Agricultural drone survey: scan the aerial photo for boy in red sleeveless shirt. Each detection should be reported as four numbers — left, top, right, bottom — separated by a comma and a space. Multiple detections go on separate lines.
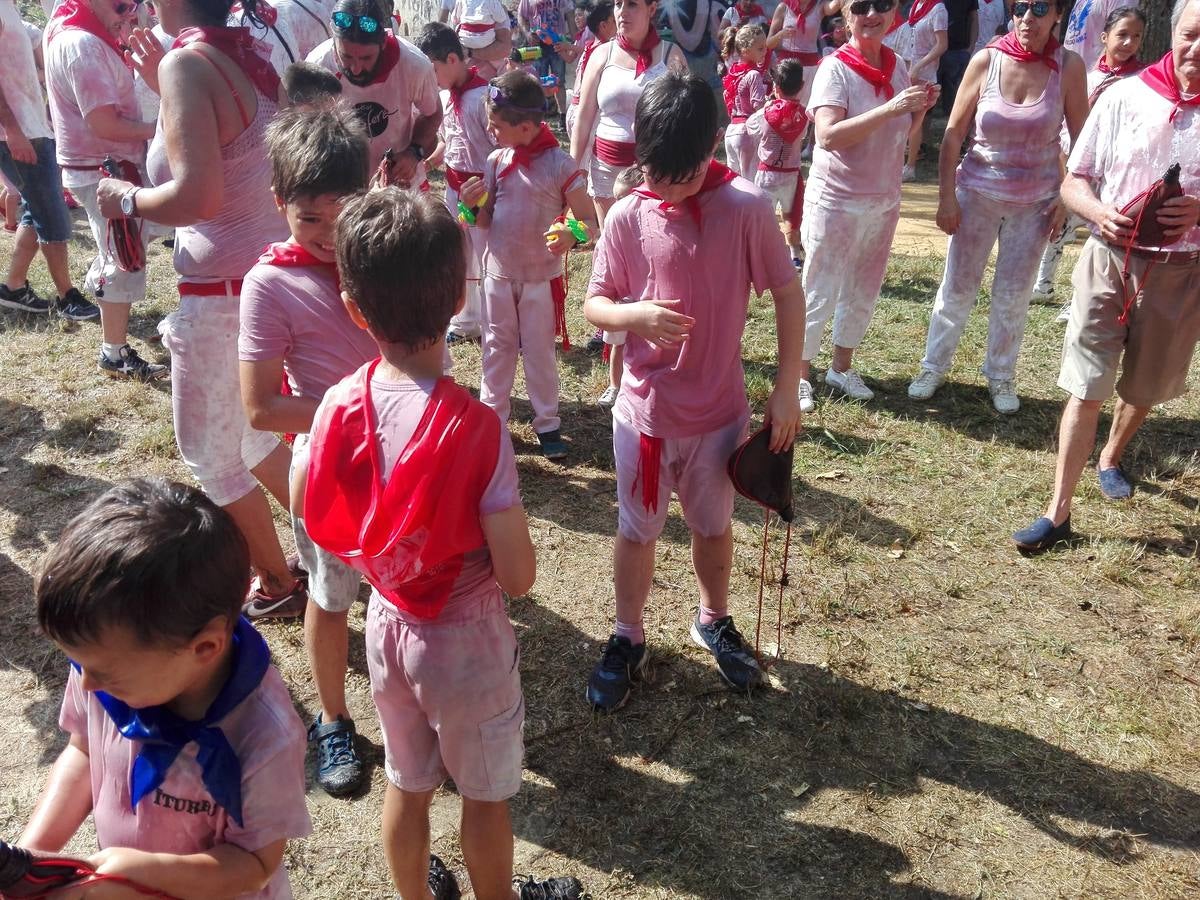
416, 22, 496, 343
583, 72, 805, 712
297, 188, 584, 900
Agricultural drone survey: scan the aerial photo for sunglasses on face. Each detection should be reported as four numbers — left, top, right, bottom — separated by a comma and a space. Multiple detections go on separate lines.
331, 11, 381, 33
1012, 1, 1052, 18
848, 0, 895, 14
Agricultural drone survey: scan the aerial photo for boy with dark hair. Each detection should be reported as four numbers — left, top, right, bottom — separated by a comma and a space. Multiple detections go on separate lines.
238, 102, 376, 798
282, 60, 344, 106
583, 71, 805, 712
23, 478, 311, 897
297, 186, 584, 900
416, 20, 496, 343
458, 69, 595, 459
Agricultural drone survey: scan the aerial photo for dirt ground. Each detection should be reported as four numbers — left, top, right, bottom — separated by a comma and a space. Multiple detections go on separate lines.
1, 164, 1199, 898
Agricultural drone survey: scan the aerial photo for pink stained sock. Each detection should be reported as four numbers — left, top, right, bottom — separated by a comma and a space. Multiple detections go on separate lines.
614, 619, 644, 646
698, 605, 727, 626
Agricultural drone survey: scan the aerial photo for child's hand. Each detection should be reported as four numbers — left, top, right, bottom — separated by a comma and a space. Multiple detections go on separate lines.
630, 298, 694, 346
764, 386, 802, 453
459, 177, 488, 209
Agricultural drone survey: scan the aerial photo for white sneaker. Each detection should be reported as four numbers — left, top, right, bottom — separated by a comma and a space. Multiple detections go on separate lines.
596, 384, 619, 407
1056, 302, 1071, 323
825, 367, 874, 400
797, 378, 815, 413
901, 165, 917, 183
1032, 284, 1055, 302
907, 369, 944, 400
989, 378, 1020, 414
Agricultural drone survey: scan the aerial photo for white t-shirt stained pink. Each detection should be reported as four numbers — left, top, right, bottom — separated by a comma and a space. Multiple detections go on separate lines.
588, 177, 797, 439
238, 260, 380, 400
1067, 75, 1200, 253
806, 54, 912, 208
482, 144, 585, 282
905, 3, 948, 83
58, 666, 311, 899
1063, 0, 1123, 71
439, 81, 494, 176
0, 0, 50, 143
44, 29, 146, 186
274, 0, 331, 60
450, 0, 508, 50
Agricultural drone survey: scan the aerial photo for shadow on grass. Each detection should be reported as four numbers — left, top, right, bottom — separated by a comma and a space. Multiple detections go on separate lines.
511, 601, 1200, 899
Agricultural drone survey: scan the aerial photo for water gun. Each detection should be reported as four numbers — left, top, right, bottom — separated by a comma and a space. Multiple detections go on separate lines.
513, 45, 543, 61
540, 73, 560, 94
534, 25, 566, 46
457, 192, 488, 225
544, 216, 589, 250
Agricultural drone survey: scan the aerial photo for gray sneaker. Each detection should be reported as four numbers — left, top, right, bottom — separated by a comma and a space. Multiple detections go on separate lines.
825, 367, 874, 401
0, 281, 51, 314
55, 288, 100, 322
98, 344, 169, 381
690, 614, 762, 691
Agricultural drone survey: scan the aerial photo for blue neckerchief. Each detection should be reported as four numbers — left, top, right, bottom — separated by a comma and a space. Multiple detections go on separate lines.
71, 617, 270, 827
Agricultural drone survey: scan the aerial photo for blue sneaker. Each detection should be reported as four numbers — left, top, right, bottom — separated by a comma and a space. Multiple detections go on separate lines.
307, 714, 366, 797
1012, 516, 1071, 552
690, 614, 762, 691
586, 635, 647, 712
537, 429, 568, 460
1097, 466, 1133, 500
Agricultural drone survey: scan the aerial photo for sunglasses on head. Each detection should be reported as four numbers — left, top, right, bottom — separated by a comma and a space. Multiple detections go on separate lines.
486, 82, 545, 114
1012, 1, 1051, 17
332, 10, 381, 33
848, 0, 894, 14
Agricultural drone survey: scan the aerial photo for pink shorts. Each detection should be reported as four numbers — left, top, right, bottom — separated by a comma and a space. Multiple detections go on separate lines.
364, 589, 524, 801
613, 411, 748, 544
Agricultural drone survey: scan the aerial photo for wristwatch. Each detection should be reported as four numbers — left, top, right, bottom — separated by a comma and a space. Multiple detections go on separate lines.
407, 142, 427, 161
120, 187, 140, 217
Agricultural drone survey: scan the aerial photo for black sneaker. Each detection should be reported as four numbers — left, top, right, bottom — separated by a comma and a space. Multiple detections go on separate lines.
515, 874, 587, 900
98, 344, 169, 381
537, 429, 568, 460
585, 331, 605, 354
55, 288, 100, 322
0, 281, 51, 314
689, 614, 762, 691
586, 635, 647, 712
427, 855, 461, 900
307, 714, 366, 797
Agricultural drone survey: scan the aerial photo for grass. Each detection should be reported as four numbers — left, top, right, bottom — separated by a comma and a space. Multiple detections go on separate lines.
1, 168, 1200, 897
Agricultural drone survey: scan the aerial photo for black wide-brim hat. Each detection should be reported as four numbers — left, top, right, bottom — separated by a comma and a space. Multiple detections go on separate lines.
727, 426, 794, 523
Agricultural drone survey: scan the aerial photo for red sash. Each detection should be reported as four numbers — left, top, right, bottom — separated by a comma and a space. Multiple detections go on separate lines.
833, 43, 898, 100
722, 61, 756, 117
46, 0, 129, 66
1139, 52, 1200, 122
593, 136, 637, 166
449, 67, 488, 115
459, 22, 494, 33
989, 31, 1060, 73
304, 360, 501, 620
632, 160, 736, 228
617, 30, 661, 76
773, 49, 822, 66
444, 166, 483, 193
497, 123, 560, 179
173, 26, 281, 97
907, 0, 940, 27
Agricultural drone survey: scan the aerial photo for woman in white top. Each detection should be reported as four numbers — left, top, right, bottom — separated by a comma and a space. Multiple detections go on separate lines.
768, 0, 842, 105
570, 0, 686, 225
899, 0, 948, 179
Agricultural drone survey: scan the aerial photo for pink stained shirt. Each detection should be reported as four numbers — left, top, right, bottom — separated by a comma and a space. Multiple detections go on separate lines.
58, 666, 311, 900
0, 0, 51, 144
439, 81, 494, 176
746, 105, 805, 190
805, 53, 912, 209
482, 144, 585, 283
904, 3, 948, 84
779, 1, 824, 56
728, 67, 767, 121
274, 0, 331, 61
587, 177, 797, 439
238, 260, 380, 401
306, 36, 440, 180
43, 29, 146, 185
1067, 74, 1200, 253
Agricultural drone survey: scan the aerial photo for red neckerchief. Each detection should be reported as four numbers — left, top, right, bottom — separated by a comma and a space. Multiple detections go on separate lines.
781, 0, 819, 33
833, 43, 898, 100
990, 31, 1060, 72
46, 0, 130, 67
722, 61, 756, 115
764, 97, 807, 142
335, 33, 401, 86
449, 66, 487, 116
1139, 52, 1200, 122
497, 123, 560, 179
633, 160, 736, 227
304, 360, 501, 620
173, 26, 281, 97
258, 241, 338, 293
907, 0, 941, 26
1097, 55, 1143, 76
618, 29, 661, 76
736, 1, 766, 18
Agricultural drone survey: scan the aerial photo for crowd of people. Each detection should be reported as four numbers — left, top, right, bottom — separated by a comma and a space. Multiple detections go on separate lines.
1, 0, 1198, 897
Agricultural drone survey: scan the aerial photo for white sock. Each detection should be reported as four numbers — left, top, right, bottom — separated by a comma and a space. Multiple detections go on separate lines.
101, 342, 126, 362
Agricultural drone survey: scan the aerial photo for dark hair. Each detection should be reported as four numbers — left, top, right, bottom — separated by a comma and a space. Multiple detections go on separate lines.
634, 72, 718, 184
586, 0, 615, 35
771, 58, 805, 97
192, 0, 267, 27
332, 0, 388, 44
1103, 5, 1147, 30
336, 188, 465, 349
267, 102, 370, 202
283, 61, 344, 105
415, 21, 464, 61
487, 69, 546, 125
36, 479, 250, 649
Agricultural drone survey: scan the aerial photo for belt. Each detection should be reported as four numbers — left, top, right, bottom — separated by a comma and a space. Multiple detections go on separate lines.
758, 164, 801, 173
730, 115, 748, 124
178, 278, 243, 297
458, 22, 493, 32
1125, 245, 1200, 265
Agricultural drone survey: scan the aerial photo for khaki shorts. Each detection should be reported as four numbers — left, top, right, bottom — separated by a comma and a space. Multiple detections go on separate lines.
1059, 237, 1200, 407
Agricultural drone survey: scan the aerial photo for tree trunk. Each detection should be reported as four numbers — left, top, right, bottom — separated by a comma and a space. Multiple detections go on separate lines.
1140, 0, 1174, 60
